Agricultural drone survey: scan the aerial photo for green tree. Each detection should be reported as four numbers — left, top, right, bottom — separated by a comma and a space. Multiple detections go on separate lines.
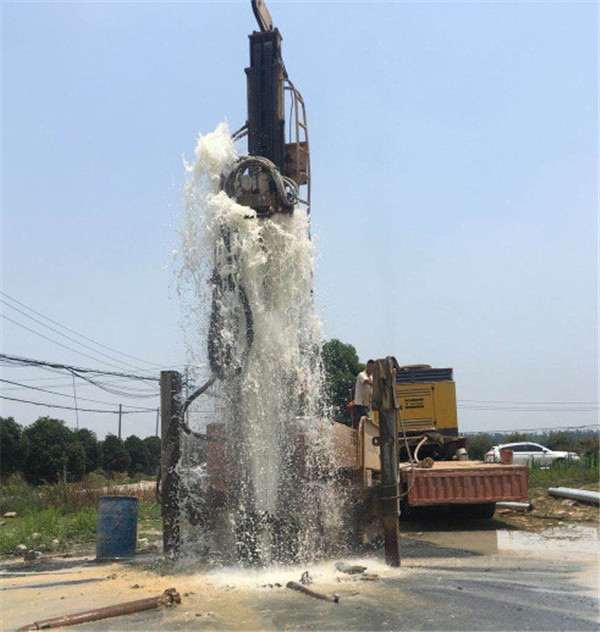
0, 417, 24, 479
322, 339, 363, 424
505, 432, 530, 444
101, 434, 131, 477
466, 433, 494, 460
143, 436, 161, 474
546, 431, 579, 453
75, 428, 102, 472
22, 417, 85, 484
124, 435, 151, 476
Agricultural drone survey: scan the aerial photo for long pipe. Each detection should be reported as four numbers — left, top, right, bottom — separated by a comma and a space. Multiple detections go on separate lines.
17, 589, 181, 631
548, 487, 600, 506
496, 501, 533, 512
286, 581, 339, 603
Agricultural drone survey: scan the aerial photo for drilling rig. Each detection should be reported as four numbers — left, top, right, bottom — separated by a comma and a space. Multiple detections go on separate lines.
207, 0, 311, 382
160, 0, 319, 565
223, 0, 310, 218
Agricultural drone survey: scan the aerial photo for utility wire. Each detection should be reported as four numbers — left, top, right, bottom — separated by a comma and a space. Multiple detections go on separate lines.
1, 314, 155, 373
462, 424, 599, 434
70, 371, 159, 400
459, 399, 599, 405
1, 355, 158, 400
0, 353, 156, 381
0, 378, 156, 409
0, 394, 155, 415
0, 374, 159, 399
1, 300, 150, 372
0, 377, 158, 392
0, 291, 163, 369
458, 405, 597, 412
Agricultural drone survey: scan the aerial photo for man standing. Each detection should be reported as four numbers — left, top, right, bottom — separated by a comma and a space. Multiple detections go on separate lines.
353, 359, 375, 428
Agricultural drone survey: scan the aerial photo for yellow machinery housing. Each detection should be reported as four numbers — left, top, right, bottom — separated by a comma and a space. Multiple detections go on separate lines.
393, 365, 458, 436
371, 365, 459, 437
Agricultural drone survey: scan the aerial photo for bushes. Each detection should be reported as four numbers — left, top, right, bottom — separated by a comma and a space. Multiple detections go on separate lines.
528, 458, 600, 489
466, 433, 494, 460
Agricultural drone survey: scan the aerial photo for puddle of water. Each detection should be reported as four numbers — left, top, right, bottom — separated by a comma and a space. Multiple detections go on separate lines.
497, 524, 599, 556
408, 524, 598, 558
410, 524, 600, 598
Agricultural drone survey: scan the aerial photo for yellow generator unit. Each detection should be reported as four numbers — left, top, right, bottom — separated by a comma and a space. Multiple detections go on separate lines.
370, 364, 465, 462
394, 365, 458, 437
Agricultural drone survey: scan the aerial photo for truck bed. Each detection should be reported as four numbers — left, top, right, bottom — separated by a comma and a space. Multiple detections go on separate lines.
399, 460, 528, 506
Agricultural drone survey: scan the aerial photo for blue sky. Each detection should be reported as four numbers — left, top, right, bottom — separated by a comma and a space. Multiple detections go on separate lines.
1, 1, 598, 438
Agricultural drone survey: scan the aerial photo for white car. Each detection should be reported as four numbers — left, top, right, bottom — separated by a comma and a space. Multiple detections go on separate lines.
485, 442, 580, 466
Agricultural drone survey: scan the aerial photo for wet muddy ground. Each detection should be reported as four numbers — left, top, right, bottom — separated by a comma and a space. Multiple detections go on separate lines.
1, 524, 598, 631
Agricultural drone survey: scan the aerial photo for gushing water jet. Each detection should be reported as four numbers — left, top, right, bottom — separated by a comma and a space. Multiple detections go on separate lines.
164, 0, 345, 567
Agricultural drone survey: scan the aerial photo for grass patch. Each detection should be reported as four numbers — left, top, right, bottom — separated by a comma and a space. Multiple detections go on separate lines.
528, 455, 600, 490
0, 506, 97, 554
0, 476, 162, 556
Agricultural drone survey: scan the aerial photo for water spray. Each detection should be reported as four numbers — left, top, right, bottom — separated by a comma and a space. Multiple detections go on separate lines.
164, 1, 342, 567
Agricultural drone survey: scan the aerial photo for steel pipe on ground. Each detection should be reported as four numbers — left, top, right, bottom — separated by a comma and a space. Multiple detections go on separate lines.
496, 501, 533, 512
548, 487, 600, 506
17, 589, 181, 631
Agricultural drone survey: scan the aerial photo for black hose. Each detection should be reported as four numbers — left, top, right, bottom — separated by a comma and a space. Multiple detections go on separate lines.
207, 225, 254, 380
182, 374, 217, 417
222, 156, 299, 212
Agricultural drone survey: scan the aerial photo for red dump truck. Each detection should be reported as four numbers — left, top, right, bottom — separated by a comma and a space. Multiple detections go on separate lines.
331, 365, 528, 520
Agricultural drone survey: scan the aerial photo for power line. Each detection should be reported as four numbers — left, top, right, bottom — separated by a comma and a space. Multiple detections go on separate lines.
459, 399, 599, 405
71, 371, 159, 399
0, 394, 156, 415
0, 376, 159, 399
0, 353, 159, 400
0, 291, 163, 369
0, 379, 156, 409
0, 377, 158, 392
1, 300, 150, 373
462, 424, 599, 434
0, 353, 157, 382
458, 406, 597, 412
1, 314, 154, 373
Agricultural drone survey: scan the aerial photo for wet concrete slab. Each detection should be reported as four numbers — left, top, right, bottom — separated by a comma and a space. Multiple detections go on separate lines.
1, 526, 598, 631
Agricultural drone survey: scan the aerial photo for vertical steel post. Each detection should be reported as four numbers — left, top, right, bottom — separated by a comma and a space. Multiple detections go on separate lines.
160, 371, 182, 558
118, 404, 122, 439
245, 28, 285, 170
371, 357, 401, 567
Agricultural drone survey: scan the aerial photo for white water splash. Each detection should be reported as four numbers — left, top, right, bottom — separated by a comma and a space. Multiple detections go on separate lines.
178, 123, 346, 565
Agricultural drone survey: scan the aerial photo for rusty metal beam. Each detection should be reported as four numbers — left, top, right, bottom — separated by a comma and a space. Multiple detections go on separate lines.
371, 357, 402, 567
286, 581, 339, 603
160, 371, 183, 558
17, 589, 181, 631
251, 0, 273, 32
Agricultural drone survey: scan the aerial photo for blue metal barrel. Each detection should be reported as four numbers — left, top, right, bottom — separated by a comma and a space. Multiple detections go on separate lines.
96, 496, 138, 560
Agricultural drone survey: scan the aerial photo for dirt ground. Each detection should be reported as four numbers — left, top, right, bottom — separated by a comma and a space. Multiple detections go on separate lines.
1, 488, 598, 631
1, 523, 598, 631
